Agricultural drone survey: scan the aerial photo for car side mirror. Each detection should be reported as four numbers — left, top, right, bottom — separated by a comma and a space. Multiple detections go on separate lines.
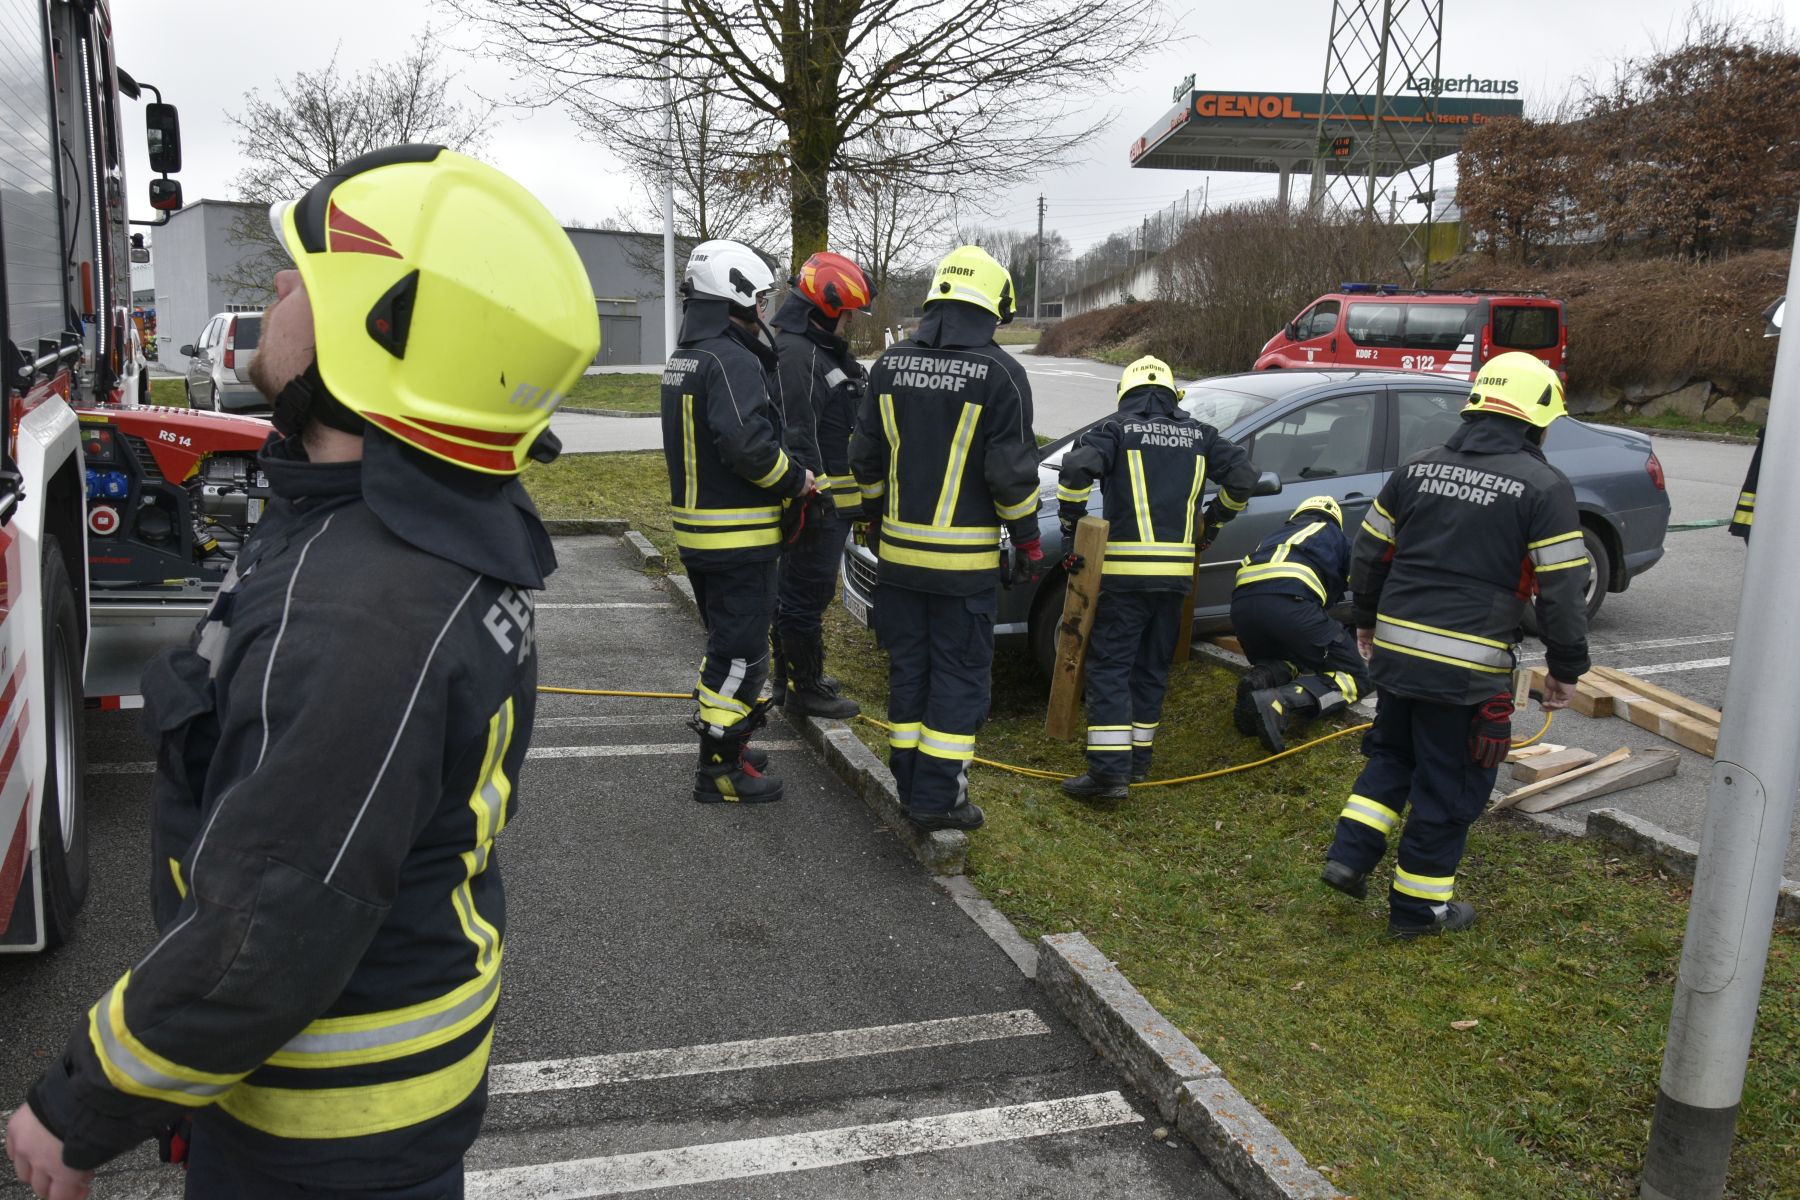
1252, 470, 1283, 497
149, 178, 183, 212
1286, 320, 1300, 341
146, 102, 183, 173
178, 344, 196, 357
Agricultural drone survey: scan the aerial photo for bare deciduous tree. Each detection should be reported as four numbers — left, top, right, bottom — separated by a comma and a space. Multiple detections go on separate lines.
218, 35, 493, 303
447, 0, 1170, 269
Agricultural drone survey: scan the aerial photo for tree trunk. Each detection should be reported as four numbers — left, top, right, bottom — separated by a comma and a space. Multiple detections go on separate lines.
788, 135, 832, 271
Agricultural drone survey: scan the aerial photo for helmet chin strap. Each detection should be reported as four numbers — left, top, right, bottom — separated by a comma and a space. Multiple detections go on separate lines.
271, 360, 367, 439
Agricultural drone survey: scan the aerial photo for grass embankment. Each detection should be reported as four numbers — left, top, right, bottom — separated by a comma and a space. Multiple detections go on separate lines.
520, 452, 1800, 1200
565, 373, 662, 413
1582, 410, 1761, 441
147, 377, 187, 407
993, 326, 1044, 347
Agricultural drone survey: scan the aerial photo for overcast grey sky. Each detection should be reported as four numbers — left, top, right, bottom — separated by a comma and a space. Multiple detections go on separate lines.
116, 0, 1799, 256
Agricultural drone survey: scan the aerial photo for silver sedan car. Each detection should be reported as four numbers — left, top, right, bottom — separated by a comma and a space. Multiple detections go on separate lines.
841, 369, 1672, 673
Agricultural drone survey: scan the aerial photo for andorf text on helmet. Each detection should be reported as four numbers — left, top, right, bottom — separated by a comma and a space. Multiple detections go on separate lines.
508, 382, 567, 412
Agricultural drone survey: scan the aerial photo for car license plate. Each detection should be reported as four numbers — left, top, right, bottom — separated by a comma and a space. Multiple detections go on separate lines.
845, 592, 870, 627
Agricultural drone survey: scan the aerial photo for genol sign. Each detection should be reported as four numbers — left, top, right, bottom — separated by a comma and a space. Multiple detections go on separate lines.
1406, 74, 1520, 95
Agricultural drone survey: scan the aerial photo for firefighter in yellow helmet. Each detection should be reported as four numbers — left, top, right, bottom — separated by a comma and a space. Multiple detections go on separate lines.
1321, 352, 1587, 938
1055, 356, 1256, 798
1232, 494, 1370, 752
849, 246, 1043, 830
7, 146, 597, 1197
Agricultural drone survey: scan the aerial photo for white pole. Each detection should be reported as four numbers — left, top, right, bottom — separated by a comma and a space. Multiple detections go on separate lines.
1639, 224, 1800, 1199
661, 0, 677, 360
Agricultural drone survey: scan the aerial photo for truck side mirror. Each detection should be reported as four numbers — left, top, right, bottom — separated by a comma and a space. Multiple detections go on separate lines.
149, 178, 183, 212
1286, 320, 1301, 341
1252, 470, 1283, 497
146, 103, 182, 174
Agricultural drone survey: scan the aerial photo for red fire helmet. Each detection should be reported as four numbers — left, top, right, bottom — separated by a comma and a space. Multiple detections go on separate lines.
793, 251, 876, 319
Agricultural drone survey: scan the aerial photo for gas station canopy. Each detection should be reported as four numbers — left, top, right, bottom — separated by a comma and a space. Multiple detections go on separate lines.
1131, 89, 1525, 176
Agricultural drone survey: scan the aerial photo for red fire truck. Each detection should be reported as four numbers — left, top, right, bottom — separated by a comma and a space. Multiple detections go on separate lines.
1, 0, 270, 950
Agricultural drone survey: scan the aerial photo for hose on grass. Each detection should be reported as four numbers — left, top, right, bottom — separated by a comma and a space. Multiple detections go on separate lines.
535, 688, 1554, 787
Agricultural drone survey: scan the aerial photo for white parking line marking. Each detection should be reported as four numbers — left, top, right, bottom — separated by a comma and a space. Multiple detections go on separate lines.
1616, 656, 1733, 678
1522, 632, 1734, 662
536, 714, 688, 729
524, 741, 802, 760
489, 1009, 1051, 1096
537, 603, 671, 610
86, 739, 806, 775
465, 1091, 1140, 1199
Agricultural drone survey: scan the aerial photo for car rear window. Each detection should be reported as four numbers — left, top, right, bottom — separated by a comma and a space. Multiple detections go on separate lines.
231, 316, 261, 350
1491, 304, 1558, 351
1403, 303, 1475, 351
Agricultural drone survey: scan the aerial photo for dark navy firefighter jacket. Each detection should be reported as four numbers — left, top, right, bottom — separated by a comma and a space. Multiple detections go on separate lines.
1233, 512, 1352, 607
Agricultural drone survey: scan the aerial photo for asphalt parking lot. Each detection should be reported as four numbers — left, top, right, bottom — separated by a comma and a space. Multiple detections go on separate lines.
0, 536, 1228, 1199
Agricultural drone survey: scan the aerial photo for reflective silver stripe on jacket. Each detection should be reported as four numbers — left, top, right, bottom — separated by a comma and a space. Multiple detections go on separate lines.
1374, 619, 1513, 671
1529, 534, 1588, 569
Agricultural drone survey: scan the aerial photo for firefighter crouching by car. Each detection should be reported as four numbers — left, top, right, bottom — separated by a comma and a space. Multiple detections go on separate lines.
1232, 495, 1371, 753
770, 251, 877, 721
662, 239, 814, 805
850, 245, 1044, 832
5, 146, 598, 1199
1055, 356, 1256, 800
1321, 352, 1586, 939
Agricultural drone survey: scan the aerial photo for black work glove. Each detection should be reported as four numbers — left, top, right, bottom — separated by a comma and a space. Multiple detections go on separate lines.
1469, 694, 1514, 769
1006, 537, 1046, 589
1196, 520, 1225, 553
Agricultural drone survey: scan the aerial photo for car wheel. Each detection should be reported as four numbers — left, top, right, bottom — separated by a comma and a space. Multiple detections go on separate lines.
1030, 573, 1066, 679
39, 538, 88, 948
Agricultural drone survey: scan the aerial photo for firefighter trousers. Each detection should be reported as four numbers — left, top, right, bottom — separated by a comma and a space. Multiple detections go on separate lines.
775, 509, 847, 647
184, 1120, 464, 1198
1326, 690, 1498, 925
873, 583, 995, 815
689, 560, 779, 739
1230, 592, 1369, 703
1083, 588, 1185, 782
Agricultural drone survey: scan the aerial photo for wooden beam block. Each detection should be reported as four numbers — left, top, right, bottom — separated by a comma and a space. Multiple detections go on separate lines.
1587, 665, 1723, 725
1210, 635, 1245, 657
1490, 747, 1631, 813
1512, 748, 1680, 814
1525, 667, 1615, 718
1505, 743, 1565, 763
1508, 747, 1597, 784
1172, 552, 1203, 665
1045, 516, 1110, 741
1610, 693, 1719, 757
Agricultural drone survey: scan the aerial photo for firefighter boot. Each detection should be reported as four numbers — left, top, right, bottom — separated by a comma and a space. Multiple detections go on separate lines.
692, 729, 785, 804
1235, 662, 1296, 736
907, 801, 986, 831
1061, 774, 1129, 801
1249, 685, 1316, 754
1319, 859, 1369, 900
1389, 901, 1478, 941
781, 634, 860, 720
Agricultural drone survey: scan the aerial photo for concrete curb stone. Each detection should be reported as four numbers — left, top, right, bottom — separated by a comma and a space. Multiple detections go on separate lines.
934, 875, 1039, 977
1586, 807, 1800, 927
562, 406, 658, 419
623, 530, 664, 570
660, 573, 699, 619
1036, 933, 1343, 1200
541, 517, 629, 537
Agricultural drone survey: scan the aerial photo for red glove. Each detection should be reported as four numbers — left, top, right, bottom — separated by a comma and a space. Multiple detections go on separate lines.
1008, 538, 1046, 588
1469, 694, 1514, 769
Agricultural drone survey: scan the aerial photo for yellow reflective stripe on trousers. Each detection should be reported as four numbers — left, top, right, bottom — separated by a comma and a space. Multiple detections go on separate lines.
1126, 450, 1155, 542
1393, 867, 1456, 901
888, 721, 921, 750
1340, 794, 1399, 835
1086, 725, 1131, 751
87, 973, 245, 1106
1132, 722, 1157, 746
879, 394, 901, 515
933, 403, 982, 527
750, 450, 792, 490
919, 726, 976, 761
219, 1028, 494, 1140
1234, 562, 1327, 603
1182, 458, 1206, 543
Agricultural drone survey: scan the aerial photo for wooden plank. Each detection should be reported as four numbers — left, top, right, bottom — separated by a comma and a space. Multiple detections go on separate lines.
1210, 635, 1245, 657
1508, 747, 1597, 784
1588, 665, 1723, 725
1172, 551, 1203, 665
1525, 666, 1615, 718
1489, 747, 1632, 813
1610, 693, 1719, 757
1045, 516, 1110, 741
1513, 748, 1680, 814
1505, 743, 1565, 763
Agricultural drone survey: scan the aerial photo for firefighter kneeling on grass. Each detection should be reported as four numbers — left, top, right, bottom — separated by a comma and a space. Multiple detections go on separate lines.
1321, 352, 1588, 939
1055, 356, 1256, 800
850, 246, 1044, 831
1232, 495, 1370, 753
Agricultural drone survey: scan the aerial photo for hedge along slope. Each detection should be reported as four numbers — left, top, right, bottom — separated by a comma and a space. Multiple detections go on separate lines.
1432, 251, 1785, 400
1036, 301, 1163, 361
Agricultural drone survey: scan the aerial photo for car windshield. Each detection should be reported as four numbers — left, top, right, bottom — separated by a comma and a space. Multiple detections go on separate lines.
1180, 382, 1281, 431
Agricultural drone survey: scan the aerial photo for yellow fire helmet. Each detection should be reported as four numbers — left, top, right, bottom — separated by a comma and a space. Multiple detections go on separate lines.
270, 145, 600, 474
925, 244, 1016, 324
1289, 495, 1343, 526
1462, 351, 1566, 430
1116, 355, 1184, 404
